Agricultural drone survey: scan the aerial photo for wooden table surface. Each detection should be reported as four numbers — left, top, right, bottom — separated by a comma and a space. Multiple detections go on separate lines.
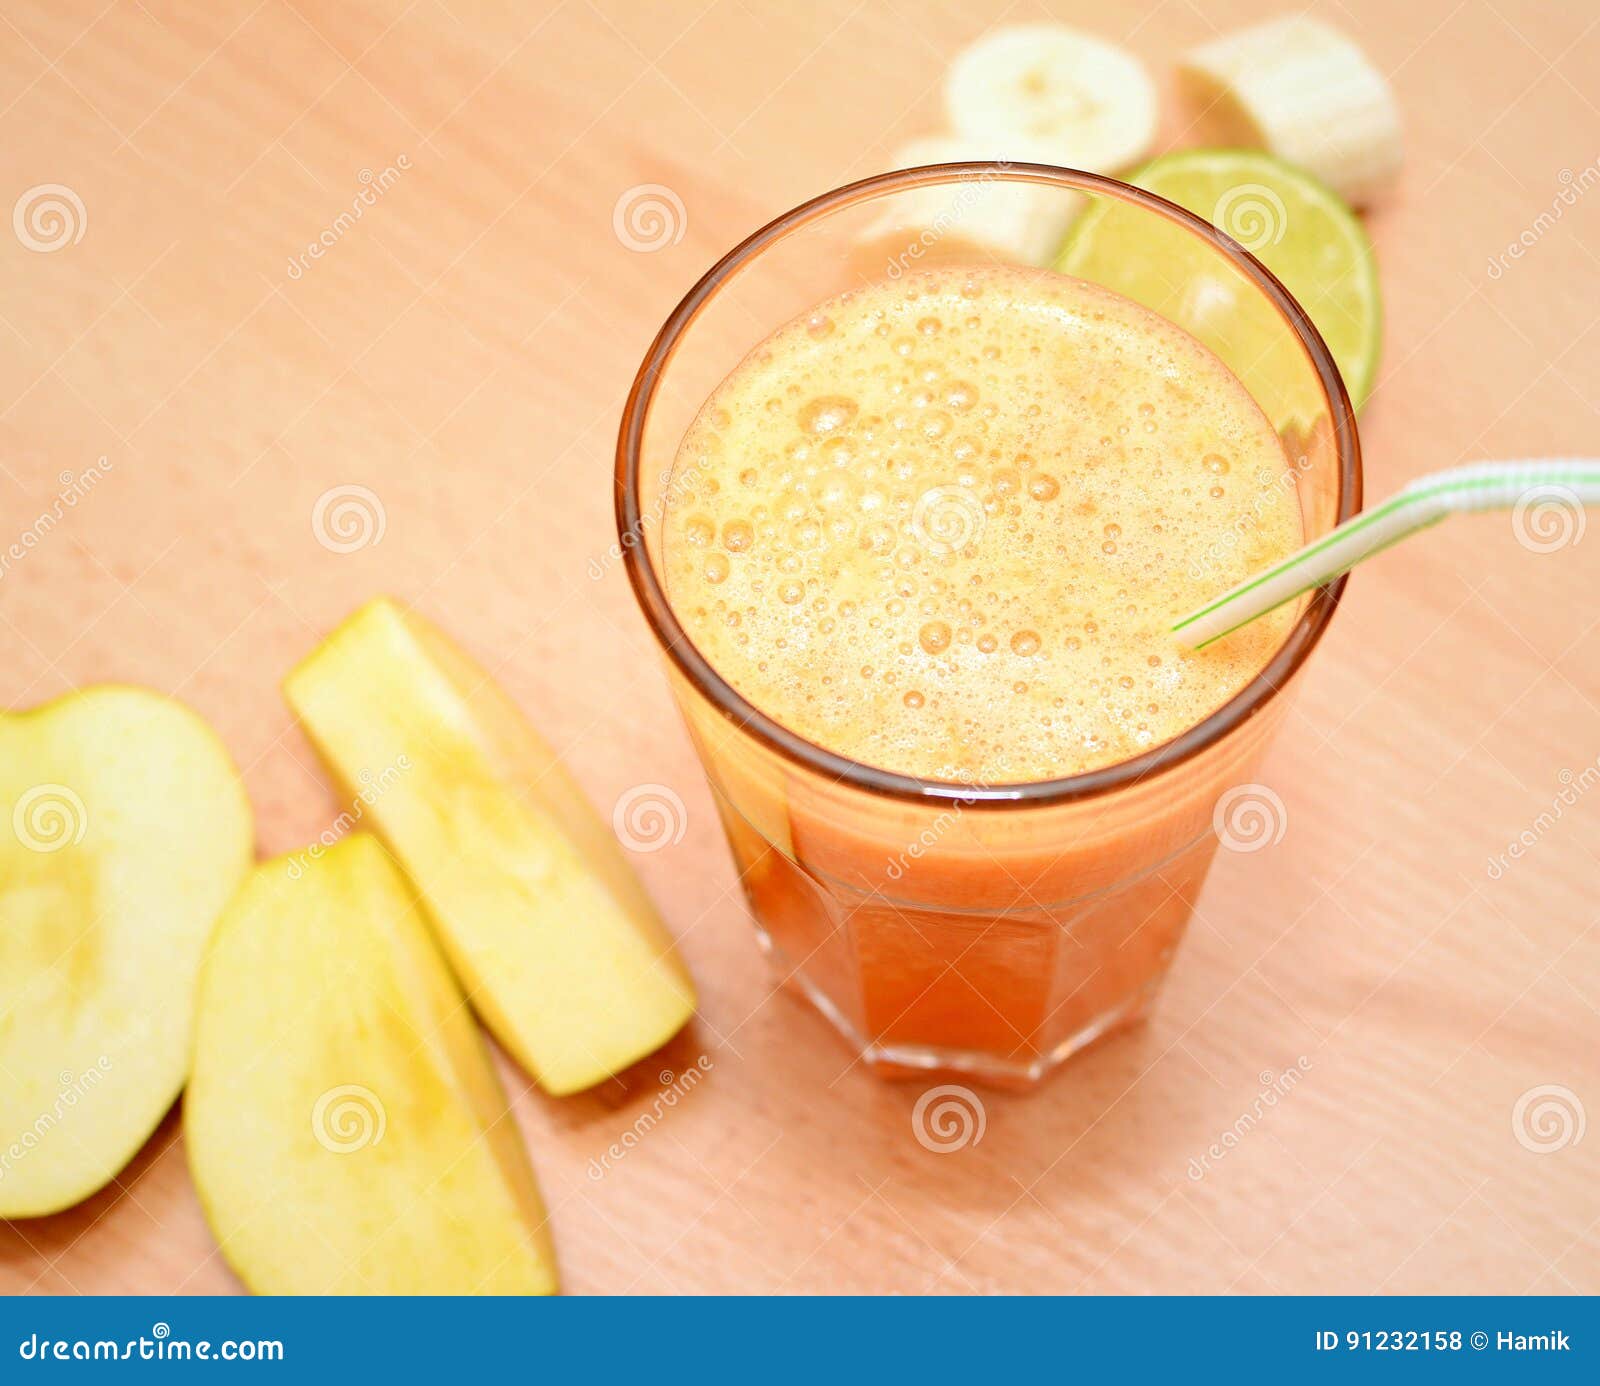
2, 0, 1597, 1296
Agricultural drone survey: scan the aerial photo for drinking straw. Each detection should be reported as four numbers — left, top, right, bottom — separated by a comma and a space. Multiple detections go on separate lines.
1174, 459, 1600, 650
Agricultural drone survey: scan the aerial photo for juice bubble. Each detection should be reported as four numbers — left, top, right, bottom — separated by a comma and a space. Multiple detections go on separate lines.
799, 396, 858, 434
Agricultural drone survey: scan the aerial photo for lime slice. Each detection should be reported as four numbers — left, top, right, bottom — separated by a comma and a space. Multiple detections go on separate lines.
1057, 149, 1381, 415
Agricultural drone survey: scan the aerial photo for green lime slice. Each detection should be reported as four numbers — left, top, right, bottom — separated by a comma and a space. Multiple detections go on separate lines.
1057, 149, 1381, 416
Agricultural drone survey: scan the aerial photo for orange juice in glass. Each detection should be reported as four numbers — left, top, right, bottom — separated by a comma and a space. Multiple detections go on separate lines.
618, 167, 1359, 1088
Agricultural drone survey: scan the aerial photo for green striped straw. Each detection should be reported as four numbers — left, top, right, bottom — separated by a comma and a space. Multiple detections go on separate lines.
1174, 459, 1600, 650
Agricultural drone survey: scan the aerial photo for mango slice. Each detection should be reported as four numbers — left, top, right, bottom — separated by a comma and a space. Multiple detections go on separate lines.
0, 686, 251, 1217
282, 598, 695, 1095
186, 834, 559, 1294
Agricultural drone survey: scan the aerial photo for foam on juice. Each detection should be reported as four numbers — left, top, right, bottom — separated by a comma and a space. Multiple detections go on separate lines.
662, 265, 1302, 785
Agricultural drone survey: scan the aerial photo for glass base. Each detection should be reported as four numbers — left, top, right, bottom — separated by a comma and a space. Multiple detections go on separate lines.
755, 922, 1160, 1091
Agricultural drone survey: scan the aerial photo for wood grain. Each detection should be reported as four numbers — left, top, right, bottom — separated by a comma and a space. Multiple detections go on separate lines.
1, 0, 1596, 1295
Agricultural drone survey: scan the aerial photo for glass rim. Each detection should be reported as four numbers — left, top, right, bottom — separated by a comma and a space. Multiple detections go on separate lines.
616, 162, 1363, 809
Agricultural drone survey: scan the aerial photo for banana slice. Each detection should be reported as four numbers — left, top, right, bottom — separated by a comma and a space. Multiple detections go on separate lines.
1179, 16, 1402, 205
944, 25, 1159, 174
855, 134, 1086, 274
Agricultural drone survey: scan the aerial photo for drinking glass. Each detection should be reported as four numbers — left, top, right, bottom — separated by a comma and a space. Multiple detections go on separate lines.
616, 165, 1360, 1088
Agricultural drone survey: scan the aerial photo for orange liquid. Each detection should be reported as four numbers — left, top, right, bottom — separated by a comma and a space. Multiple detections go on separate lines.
663, 266, 1299, 785
662, 266, 1303, 1081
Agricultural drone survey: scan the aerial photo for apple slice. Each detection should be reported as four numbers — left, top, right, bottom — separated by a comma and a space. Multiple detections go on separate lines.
282, 598, 696, 1096
186, 833, 559, 1295
0, 686, 251, 1218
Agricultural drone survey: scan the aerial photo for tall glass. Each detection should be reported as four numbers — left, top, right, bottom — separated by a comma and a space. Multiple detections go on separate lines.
617, 165, 1360, 1088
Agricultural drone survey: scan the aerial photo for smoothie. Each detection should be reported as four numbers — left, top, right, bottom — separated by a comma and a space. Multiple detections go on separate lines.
662, 266, 1300, 786
657, 264, 1306, 1081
